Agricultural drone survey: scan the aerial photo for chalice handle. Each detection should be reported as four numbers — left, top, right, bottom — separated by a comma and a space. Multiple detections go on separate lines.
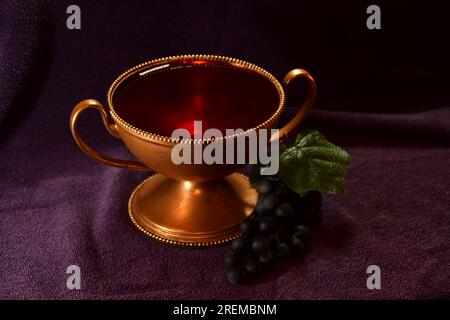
70, 99, 148, 170
270, 69, 317, 142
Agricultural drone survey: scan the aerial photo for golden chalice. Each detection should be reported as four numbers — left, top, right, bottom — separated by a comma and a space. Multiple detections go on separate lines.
70, 55, 316, 247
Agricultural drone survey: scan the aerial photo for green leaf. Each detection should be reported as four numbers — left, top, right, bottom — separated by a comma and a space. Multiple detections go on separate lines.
277, 130, 351, 196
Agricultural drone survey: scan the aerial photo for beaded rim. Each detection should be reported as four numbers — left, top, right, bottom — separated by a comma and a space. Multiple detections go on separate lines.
128, 174, 252, 247
107, 54, 285, 145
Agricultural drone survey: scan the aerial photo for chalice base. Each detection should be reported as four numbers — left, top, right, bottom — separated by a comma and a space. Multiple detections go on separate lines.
128, 173, 258, 247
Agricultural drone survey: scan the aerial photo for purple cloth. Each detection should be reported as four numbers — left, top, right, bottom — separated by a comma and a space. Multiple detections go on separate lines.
1, 0, 449, 299
0, 0, 52, 128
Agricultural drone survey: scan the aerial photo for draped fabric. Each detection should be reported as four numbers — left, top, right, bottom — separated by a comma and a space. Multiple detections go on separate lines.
0, 0, 449, 299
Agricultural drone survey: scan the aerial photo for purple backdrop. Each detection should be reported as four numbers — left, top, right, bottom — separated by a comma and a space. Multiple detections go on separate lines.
0, 0, 449, 299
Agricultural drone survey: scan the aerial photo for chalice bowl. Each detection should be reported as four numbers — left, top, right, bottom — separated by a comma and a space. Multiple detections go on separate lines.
70, 55, 316, 247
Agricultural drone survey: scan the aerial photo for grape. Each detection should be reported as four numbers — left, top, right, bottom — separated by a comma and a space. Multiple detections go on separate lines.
230, 238, 247, 253
265, 175, 280, 184
244, 258, 260, 275
252, 237, 270, 254
275, 241, 291, 258
258, 179, 274, 194
275, 184, 291, 198
259, 250, 276, 264
293, 225, 310, 240
227, 268, 242, 285
262, 194, 278, 211
239, 220, 255, 235
275, 203, 295, 220
258, 217, 278, 235
255, 197, 270, 215
224, 251, 239, 268
275, 223, 292, 243
291, 237, 306, 253
224, 176, 323, 284
276, 184, 300, 204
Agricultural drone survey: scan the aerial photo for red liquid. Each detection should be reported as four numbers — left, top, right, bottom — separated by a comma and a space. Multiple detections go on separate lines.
113, 63, 280, 137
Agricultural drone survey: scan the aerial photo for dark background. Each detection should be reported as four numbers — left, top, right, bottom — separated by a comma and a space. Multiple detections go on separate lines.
3, 0, 450, 144
0, 0, 449, 299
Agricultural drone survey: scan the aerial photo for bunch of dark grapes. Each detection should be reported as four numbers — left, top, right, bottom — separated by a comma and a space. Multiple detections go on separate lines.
224, 176, 323, 284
